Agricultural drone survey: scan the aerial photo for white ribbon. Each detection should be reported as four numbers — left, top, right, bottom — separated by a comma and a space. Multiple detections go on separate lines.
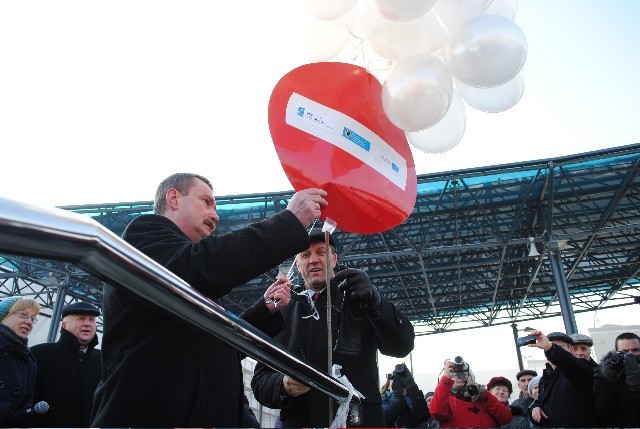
330, 364, 362, 429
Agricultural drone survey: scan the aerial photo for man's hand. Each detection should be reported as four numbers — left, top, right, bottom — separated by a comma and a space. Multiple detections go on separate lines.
333, 268, 381, 315
531, 406, 548, 423
529, 330, 552, 351
282, 375, 310, 397
286, 188, 328, 227
623, 353, 640, 389
264, 276, 291, 314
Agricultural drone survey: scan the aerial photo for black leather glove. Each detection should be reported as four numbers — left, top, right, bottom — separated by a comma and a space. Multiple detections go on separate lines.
600, 351, 623, 382
623, 353, 640, 390
333, 268, 381, 315
397, 370, 417, 390
391, 378, 405, 397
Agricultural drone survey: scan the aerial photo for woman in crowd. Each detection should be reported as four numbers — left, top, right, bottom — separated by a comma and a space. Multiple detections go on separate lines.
0, 296, 41, 427
430, 358, 512, 428
528, 376, 541, 401
487, 376, 529, 429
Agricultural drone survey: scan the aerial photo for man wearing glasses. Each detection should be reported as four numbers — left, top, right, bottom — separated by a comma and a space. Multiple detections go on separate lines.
527, 330, 595, 427
251, 228, 415, 428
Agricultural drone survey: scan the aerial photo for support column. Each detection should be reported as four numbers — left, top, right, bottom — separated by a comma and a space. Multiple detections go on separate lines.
512, 323, 524, 371
47, 286, 67, 343
548, 247, 578, 334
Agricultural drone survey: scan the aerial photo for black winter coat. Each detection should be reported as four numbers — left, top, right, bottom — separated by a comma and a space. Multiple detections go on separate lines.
0, 325, 37, 427
594, 369, 640, 427
529, 344, 595, 428
251, 282, 415, 428
31, 328, 101, 427
91, 211, 309, 427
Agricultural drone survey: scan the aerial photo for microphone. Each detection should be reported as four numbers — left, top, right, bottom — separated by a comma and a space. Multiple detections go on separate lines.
26, 401, 49, 415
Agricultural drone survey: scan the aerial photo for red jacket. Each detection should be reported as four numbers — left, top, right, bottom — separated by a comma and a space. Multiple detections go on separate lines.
430, 375, 513, 428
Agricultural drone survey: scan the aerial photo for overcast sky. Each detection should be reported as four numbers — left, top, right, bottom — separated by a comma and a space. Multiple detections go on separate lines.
1, 0, 639, 208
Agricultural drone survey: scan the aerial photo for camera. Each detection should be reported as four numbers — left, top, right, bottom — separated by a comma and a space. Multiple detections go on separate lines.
388, 363, 408, 381
609, 350, 640, 365
609, 351, 627, 367
394, 363, 407, 376
387, 363, 410, 385
516, 334, 537, 347
452, 356, 469, 373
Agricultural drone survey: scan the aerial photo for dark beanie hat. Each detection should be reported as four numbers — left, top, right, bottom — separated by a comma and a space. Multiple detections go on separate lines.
308, 227, 336, 248
62, 302, 101, 318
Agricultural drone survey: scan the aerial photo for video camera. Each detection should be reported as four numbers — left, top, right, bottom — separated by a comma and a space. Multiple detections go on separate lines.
387, 363, 408, 381
452, 356, 469, 373
608, 350, 640, 367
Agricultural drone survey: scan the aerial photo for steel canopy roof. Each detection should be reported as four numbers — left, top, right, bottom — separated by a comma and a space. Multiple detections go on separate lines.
2, 143, 639, 335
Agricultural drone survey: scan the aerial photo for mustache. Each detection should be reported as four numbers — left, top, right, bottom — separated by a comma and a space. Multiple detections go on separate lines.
204, 219, 216, 233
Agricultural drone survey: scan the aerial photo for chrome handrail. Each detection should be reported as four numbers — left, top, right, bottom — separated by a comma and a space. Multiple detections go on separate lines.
0, 197, 352, 401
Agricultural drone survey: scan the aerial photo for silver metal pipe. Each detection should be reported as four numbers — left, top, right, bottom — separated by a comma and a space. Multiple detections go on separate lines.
0, 197, 352, 401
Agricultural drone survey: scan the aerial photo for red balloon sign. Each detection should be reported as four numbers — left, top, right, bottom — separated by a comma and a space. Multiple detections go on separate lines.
269, 62, 417, 234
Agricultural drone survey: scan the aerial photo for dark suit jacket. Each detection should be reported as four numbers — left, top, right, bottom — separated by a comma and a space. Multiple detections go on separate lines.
251, 281, 415, 427
91, 210, 308, 427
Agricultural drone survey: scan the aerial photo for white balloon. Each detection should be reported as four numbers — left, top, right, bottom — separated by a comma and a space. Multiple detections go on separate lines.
305, 0, 357, 20
406, 89, 466, 153
367, 0, 437, 22
484, 0, 519, 20
433, 0, 491, 33
444, 14, 527, 88
382, 54, 453, 132
455, 71, 525, 112
301, 6, 357, 62
360, 7, 447, 60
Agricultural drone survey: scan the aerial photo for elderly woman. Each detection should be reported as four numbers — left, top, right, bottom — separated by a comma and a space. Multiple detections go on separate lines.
487, 376, 529, 429
528, 376, 541, 401
0, 296, 41, 427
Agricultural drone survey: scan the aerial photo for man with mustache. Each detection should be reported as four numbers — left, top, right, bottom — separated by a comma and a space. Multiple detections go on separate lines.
251, 228, 415, 427
92, 173, 327, 427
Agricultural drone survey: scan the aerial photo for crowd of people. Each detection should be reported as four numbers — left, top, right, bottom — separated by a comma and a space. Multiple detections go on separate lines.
376, 331, 640, 428
1, 172, 639, 428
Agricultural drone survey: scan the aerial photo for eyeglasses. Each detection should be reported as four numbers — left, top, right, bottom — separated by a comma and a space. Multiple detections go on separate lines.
14, 311, 38, 324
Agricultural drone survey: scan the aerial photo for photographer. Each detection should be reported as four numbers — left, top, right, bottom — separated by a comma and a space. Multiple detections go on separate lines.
594, 332, 640, 427
430, 357, 512, 428
381, 363, 429, 428
527, 331, 594, 428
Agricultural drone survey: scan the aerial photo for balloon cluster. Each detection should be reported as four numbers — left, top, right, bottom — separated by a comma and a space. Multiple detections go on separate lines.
299, 0, 527, 154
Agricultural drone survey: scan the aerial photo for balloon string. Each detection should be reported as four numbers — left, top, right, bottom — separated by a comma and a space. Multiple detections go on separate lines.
325, 229, 333, 422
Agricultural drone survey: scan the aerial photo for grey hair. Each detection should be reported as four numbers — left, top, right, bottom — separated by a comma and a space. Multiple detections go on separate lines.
153, 173, 213, 215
